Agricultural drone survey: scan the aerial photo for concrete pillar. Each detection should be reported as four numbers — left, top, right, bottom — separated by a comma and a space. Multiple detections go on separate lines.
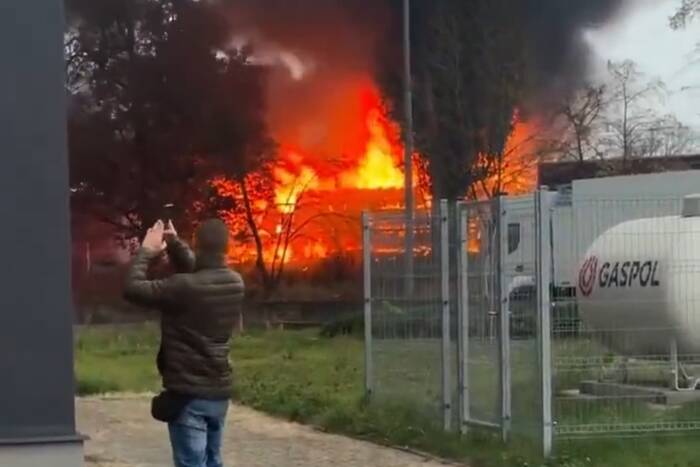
0, 1, 84, 465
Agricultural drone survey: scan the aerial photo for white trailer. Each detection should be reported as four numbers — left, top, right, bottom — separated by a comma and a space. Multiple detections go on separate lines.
550, 170, 700, 289
493, 170, 700, 388
475, 169, 700, 309
499, 170, 700, 309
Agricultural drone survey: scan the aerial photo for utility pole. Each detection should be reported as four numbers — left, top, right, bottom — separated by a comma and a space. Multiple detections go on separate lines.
403, 0, 415, 296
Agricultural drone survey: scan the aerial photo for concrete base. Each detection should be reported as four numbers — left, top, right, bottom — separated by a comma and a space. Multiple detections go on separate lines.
580, 380, 700, 405
0, 437, 84, 467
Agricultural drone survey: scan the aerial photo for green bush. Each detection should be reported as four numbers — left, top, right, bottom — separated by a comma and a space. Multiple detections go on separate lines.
319, 313, 363, 338
76, 375, 121, 396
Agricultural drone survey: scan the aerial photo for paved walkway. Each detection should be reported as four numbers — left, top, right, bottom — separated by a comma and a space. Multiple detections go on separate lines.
78, 395, 459, 467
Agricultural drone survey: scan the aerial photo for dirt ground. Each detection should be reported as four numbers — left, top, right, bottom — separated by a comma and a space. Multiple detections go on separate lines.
77, 395, 459, 467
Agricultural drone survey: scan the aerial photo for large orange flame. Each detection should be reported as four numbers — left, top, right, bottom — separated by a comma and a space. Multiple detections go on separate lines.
271, 80, 414, 215
338, 107, 405, 190
216, 79, 540, 268
213, 79, 420, 268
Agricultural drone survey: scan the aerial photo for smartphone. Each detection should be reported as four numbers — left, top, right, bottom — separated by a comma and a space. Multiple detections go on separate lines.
162, 203, 175, 224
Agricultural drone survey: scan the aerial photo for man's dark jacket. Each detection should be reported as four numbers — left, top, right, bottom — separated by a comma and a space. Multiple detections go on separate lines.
124, 237, 244, 399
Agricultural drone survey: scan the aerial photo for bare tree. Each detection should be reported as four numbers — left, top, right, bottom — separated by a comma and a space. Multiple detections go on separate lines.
213, 170, 349, 296
557, 85, 607, 164
471, 121, 549, 199
640, 114, 700, 157
229, 173, 308, 294
671, 0, 700, 29
671, 1, 700, 88
601, 61, 667, 171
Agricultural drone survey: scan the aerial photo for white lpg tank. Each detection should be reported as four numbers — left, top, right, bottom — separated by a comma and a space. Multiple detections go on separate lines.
577, 195, 700, 356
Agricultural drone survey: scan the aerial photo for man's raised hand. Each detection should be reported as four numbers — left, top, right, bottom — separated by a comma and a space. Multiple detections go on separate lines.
164, 220, 178, 241
142, 220, 167, 253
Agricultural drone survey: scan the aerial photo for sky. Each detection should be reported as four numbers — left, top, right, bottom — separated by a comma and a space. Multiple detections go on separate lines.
584, 0, 700, 128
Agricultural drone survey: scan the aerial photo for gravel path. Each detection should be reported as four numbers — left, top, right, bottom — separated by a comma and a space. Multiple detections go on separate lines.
78, 395, 460, 467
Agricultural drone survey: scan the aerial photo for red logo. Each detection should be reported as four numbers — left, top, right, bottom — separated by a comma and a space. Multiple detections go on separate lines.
579, 256, 598, 297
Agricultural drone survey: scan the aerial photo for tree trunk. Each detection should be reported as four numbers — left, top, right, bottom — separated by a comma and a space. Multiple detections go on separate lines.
239, 177, 272, 291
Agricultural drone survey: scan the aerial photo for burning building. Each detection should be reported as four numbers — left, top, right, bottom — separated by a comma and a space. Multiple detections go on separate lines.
213, 0, 626, 270
214, 78, 422, 267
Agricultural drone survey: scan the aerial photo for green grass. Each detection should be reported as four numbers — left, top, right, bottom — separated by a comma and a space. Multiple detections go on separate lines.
74, 325, 700, 467
74, 325, 161, 395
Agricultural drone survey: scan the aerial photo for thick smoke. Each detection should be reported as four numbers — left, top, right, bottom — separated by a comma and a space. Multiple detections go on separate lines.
225, 0, 628, 131
520, 0, 626, 100
227, 0, 387, 73
225, 0, 392, 167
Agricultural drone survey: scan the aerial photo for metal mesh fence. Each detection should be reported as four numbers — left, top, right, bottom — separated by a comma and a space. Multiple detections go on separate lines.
457, 195, 546, 442
366, 208, 448, 429
364, 191, 700, 454
551, 197, 700, 438
460, 199, 503, 430
364, 196, 548, 443
501, 196, 543, 442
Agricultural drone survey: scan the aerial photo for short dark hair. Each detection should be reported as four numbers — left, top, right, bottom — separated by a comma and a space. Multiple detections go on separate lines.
196, 219, 229, 253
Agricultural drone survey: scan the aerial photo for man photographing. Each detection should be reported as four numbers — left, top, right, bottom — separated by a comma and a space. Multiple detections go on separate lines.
124, 218, 244, 467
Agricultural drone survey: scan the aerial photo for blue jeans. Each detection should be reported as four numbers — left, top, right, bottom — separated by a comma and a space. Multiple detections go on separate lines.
168, 398, 229, 467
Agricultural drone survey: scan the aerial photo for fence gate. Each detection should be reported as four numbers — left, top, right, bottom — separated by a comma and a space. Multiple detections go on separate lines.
456, 193, 552, 448
500, 195, 542, 442
363, 207, 453, 431
457, 199, 504, 432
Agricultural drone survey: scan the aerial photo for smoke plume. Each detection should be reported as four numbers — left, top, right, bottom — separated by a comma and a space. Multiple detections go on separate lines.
520, 0, 626, 99
226, 0, 627, 108
224, 1, 393, 170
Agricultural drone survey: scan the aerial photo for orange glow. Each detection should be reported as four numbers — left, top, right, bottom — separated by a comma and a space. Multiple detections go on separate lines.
468, 112, 540, 253
467, 217, 482, 254
213, 78, 423, 268
273, 155, 320, 213
214, 81, 540, 267
270, 80, 417, 216
498, 117, 540, 195
304, 242, 329, 260
474, 113, 539, 200
338, 108, 406, 189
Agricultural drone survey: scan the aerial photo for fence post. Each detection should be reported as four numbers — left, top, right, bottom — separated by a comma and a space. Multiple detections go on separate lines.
362, 211, 374, 399
457, 202, 470, 434
497, 196, 512, 442
536, 190, 554, 456
440, 199, 452, 431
